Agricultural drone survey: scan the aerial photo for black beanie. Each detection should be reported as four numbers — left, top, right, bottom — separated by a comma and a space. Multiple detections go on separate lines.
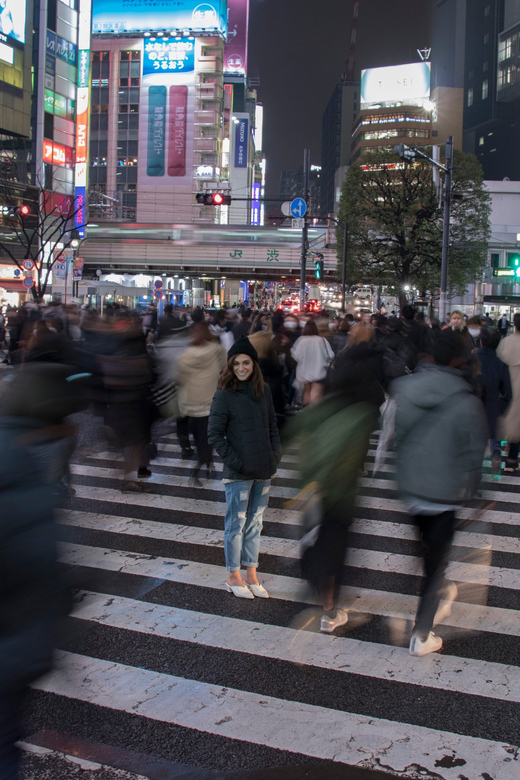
227, 335, 258, 363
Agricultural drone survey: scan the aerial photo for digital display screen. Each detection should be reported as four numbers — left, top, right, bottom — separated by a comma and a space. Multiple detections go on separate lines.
92, 0, 227, 36
0, 0, 27, 45
361, 62, 431, 108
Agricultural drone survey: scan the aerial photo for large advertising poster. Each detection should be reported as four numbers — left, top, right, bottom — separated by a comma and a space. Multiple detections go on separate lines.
92, 0, 227, 36
234, 117, 248, 168
138, 37, 196, 220
224, 0, 248, 75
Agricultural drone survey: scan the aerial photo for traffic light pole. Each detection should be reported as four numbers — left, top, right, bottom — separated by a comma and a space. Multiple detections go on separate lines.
299, 148, 310, 313
394, 137, 453, 322
439, 136, 453, 324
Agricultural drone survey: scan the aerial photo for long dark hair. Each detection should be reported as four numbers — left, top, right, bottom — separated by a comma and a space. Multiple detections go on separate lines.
218, 355, 265, 397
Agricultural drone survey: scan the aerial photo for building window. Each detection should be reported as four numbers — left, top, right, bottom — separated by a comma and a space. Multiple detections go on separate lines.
483, 61, 488, 72
479, 136, 485, 146
484, 33, 489, 44
482, 79, 489, 99
467, 87, 473, 106
484, 5, 490, 16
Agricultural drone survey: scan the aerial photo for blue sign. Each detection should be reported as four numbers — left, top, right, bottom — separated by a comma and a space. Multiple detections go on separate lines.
92, 0, 227, 37
290, 198, 307, 218
234, 117, 248, 168
143, 38, 195, 75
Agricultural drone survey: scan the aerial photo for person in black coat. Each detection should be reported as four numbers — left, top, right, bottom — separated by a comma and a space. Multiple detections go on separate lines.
208, 336, 281, 599
0, 363, 89, 778
477, 326, 512, 470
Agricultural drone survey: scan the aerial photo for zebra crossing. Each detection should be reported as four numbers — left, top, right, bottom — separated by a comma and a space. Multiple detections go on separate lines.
23, 428, 520, 779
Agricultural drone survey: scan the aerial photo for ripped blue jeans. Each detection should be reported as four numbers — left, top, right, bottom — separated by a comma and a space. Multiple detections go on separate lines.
223, 480, 271, 571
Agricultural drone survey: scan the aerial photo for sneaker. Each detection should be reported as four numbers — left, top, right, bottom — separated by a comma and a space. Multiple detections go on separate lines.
409, 631, 443, 657
137, 467, 152, 478
320, 608, 348, 633
504, 459, 518, 474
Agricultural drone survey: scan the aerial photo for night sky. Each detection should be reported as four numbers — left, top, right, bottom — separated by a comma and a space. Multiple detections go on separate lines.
248, 0, 435, 197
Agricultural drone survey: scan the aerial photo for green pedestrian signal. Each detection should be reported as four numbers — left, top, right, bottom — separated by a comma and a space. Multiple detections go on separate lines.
315, 259, 324, 280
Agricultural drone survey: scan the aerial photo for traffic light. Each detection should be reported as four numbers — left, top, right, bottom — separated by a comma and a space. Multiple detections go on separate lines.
16, 204, 31, 217
196, 192, 232, 206
315, 259, 324, 280
394, 144, 416, 162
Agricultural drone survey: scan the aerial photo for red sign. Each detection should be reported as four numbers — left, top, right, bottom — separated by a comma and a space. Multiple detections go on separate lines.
154, 290, 163, 299
154, 279, 163, 289
23, 277, 34, 289
168, 86, 187, 177
42, 140, 72, 168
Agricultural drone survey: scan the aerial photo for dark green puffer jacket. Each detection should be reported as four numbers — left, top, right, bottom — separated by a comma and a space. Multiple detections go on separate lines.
208, 381, 282, 480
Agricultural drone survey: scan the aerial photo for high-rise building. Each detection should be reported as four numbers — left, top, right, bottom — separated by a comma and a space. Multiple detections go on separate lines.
87, 0, 258, 226
319, 82, 358, 216
460, 0, 520, 180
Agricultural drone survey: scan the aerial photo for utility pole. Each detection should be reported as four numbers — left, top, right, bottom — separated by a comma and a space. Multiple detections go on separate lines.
299, 148, 310, 312
439, 136, 453, 323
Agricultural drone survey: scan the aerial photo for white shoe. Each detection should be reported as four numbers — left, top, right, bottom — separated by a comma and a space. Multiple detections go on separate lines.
225, 582, 254, 599
434, 583, 458, 625
246, 582, 269, 598
409, 631, 443, 657
320, 608, 349, 633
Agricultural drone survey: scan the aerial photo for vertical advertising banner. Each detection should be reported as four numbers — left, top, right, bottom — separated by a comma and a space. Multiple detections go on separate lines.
168, 86, 187, 176
74, 0, 92, 237
234, 117, 248, 167
147, 86, 167, 176
139, 37, 196, 200
224, 0, 249, 75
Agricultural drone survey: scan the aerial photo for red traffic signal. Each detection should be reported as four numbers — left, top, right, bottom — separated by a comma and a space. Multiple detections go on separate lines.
196, 192, 232, 206
13, 204, 31, 217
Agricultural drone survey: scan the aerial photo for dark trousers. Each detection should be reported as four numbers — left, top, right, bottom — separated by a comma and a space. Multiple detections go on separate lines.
509, 442, 519, 461
189, 416, 212, 467
301, 503, 352, 608
0, 690, 21, 780
413, 510, 456, 639
176, 416, 191, 451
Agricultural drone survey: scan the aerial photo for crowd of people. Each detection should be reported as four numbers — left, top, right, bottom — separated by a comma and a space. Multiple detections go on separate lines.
2, 294, 520, 776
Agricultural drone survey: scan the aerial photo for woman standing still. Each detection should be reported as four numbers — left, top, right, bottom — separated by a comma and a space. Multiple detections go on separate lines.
208, 336, 282, 599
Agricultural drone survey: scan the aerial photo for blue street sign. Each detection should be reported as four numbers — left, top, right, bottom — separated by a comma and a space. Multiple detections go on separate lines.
290, 197, 307, 218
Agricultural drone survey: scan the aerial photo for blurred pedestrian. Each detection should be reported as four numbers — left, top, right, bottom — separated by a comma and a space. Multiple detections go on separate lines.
497, 312, 520, 473
498, 313, 510, 338
176, 322, 227, 486
445, 310, 475, 351
477, 327, 512, 472
291, 319, 334, 406
208, 336, 281, 599
329, 318, 350, 355
0, 363, 89, 778
393, 330, 488, 656
285, 357, 383, 632
232, 307, 252, 340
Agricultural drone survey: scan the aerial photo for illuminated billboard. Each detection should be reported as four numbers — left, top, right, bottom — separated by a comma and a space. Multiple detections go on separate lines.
360, 62, 431, 108
0, 0, 26, 45
92, 0, 227, 36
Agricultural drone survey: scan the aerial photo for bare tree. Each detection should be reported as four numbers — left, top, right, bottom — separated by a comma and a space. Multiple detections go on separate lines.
0, 179, 84, 300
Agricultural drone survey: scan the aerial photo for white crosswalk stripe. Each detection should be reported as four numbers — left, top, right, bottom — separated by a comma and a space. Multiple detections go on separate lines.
30, 432, 520, 779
